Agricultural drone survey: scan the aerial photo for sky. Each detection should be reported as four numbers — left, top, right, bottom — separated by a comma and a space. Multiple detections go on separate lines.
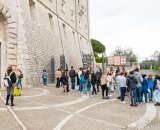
89, 0, 160, 62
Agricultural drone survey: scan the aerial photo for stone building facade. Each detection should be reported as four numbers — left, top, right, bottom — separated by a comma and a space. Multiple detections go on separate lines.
0, 0, 93, 88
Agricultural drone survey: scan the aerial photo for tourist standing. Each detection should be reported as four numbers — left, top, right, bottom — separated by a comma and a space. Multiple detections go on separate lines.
69, 66, 76, 91
148, 75, 154, 102
107, 72, 113, 96
134, 67, 143, 104
119, 72, 127, 103
60, 71, 69, 93
95, 67, 102, 92
17, 69, 23, 90
153, 75, 160, 106
84, 67, 91, 93
55, 68, 62, 88
127, 71, 138, 106
101, 73, 109, 99
91, 71, 97, 97
78, 67, 83, 92
42, 69, 48, 87
5, 66, 17, 106
141, 74, 149, 103
115, 72, 121, 99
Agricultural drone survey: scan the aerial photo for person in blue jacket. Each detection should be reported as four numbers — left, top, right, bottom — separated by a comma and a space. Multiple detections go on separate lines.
141, 74, 149, 103
147, 75, 154, 102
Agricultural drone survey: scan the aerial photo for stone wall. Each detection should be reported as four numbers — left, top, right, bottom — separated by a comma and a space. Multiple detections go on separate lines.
0, 0, 93, 88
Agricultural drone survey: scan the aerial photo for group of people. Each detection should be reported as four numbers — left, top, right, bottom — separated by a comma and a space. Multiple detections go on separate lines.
115, 67, 160, 106
54, 65, 160, 107
4, 65, 23, 106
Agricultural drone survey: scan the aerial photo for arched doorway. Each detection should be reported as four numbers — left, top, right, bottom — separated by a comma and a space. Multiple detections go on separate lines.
0, 13, 7, 88
0, 3, 17, 89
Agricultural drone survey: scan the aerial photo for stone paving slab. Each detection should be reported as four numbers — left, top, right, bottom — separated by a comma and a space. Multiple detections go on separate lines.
0, 96, 6, 108
0, 111, 20, 130
61, 116, 121, 130
80, 100, 146, 127
1, 85, 160, 130
16, 109, 69, 130
28, 96, 78, 106
143, 106, 160, 130
59, 98, 102, 113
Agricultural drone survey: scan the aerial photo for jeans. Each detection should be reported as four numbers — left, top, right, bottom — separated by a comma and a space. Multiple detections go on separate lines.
18, 79, 22, 90
108, 83, 112, 95
120, 87, 126, 101
43, 78, 47, 86
82, 83, 88, 94
92, 83, 97, 95
78, 79, 83, 92
96, 81, 100, 92
7, 84, 15, 95
71, 77, 75, 90
149, 88, 153, 100
129, 88, 137, 105
136, 87, 142, 103
142, 91, 148, 103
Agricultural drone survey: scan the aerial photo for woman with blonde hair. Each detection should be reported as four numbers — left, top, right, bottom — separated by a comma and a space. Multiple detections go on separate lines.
4, 65, 17, 106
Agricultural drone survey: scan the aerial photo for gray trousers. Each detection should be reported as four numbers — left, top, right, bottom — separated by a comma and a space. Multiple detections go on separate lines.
7, 84, 15, 95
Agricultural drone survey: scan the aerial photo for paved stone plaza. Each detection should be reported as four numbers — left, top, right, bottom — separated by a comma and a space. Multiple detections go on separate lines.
0, 85, 160, 130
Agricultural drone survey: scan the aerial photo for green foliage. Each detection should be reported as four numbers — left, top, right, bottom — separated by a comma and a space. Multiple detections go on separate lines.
140, 59, 160, 71
95, 57, 108, 64
91, 39, 106, 55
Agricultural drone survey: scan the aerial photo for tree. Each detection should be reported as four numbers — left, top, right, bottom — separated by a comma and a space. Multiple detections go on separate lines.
140, 51, 160, 71
91, 39, 106, 56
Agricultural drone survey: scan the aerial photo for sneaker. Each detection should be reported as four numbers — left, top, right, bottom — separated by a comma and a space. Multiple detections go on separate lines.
108, 94, 112, 97
105, 97, 110, 99
121, 101, 126, 104
91, 95, 94, 98
130, 104, 133, 106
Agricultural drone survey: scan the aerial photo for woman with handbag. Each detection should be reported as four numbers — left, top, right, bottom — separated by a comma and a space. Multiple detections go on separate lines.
4, 66, 17, 106
17, 69, 23, 90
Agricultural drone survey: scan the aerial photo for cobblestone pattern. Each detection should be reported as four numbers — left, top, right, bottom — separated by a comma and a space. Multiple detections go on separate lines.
0, 111, 20, 130
16, 109, 69, 130
1, 86, 160, 130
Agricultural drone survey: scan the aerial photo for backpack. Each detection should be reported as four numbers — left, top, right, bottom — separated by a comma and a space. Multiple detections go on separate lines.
4, 72, 13, 88
128, 77, 137, 88
134, 78, 138, 85
156, 80, 160, 89
80, 75, 86, 84
69, 69, 76, 77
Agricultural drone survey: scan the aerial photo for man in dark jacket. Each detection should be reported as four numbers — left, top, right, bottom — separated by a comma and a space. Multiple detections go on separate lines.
91, 71, 97, 97
69, 66, 76, 91
127, 71, 138, 107
95, 67, 102, 92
